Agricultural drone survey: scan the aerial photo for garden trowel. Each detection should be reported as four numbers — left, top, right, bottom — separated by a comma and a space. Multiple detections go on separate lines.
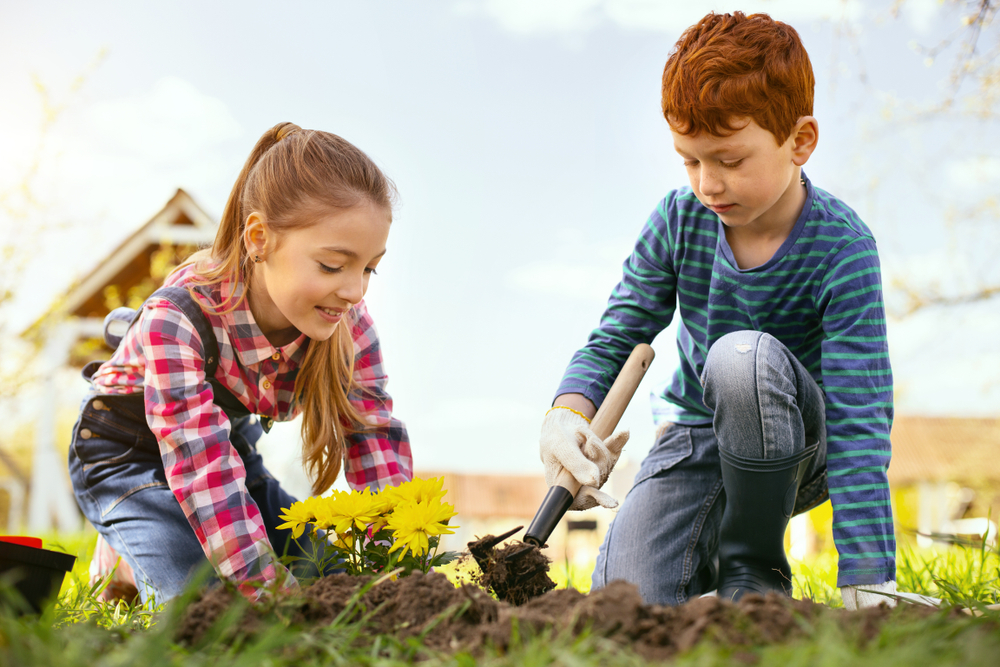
468, 344, 654, 603
523, 342, 655, 547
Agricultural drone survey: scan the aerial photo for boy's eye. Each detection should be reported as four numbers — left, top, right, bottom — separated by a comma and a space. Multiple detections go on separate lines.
683, 159, 699, 167
319, 263, 343, 274
720, 159, 743, 169
364, 267, 378, 276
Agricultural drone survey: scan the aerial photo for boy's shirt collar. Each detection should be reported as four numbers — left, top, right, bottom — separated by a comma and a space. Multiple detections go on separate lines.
715, 171, 814, 273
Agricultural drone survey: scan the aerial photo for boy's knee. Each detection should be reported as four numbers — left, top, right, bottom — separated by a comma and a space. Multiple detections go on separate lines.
702, 330, 766, 390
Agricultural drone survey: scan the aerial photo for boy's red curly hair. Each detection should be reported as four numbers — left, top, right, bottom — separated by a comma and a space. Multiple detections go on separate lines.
662, 12, 814, 145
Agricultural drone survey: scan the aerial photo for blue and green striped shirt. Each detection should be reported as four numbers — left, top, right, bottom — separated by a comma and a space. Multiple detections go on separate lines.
556, 177, 895, 586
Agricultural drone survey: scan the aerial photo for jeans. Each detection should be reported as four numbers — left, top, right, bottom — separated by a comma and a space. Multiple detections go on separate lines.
67, 392, 309, 604
593, 330, 829, 605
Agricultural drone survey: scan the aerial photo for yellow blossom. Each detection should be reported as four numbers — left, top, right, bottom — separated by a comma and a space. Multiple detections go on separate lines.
382, 477, 447, 507
276, 499, 319, 539
387, 498, 459, 558
319, 488, 381, 534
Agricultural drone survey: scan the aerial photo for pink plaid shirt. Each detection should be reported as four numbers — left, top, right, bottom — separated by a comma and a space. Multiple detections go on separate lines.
90, 265, 412, 593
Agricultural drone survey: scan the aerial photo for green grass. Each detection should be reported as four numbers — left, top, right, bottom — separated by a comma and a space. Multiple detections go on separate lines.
1, 532, 998, 666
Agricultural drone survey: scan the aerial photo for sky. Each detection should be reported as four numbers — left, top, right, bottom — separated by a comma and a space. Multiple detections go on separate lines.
1, 0, 997, 495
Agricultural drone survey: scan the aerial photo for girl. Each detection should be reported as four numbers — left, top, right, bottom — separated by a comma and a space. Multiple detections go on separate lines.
68, 122, 412, 604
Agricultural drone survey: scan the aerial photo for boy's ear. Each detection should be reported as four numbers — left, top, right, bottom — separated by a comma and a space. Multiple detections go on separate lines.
243, 212, 270, 259
790, 116, 819, 166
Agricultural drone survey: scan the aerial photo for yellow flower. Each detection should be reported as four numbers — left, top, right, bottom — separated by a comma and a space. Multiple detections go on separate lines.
320, 488, 381, 535
382, 477, 447, 507
387, 498, 459, 558
276, 499, 318, 539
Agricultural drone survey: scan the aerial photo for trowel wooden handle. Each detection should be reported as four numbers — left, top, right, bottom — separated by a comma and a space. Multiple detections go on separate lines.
524, 343, 655, 547
554, 343, 656, 496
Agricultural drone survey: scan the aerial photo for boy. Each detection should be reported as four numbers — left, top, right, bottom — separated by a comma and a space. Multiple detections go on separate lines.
539, 12, 895, 610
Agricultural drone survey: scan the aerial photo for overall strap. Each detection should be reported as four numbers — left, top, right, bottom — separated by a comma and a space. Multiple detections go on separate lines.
87, 284, 264, 433
146, 286, 256, 426
141, 286, 221, 378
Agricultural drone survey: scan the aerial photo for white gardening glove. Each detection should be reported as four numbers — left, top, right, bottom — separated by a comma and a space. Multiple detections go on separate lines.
539, 407, 630, 511
841, 580, 898, 610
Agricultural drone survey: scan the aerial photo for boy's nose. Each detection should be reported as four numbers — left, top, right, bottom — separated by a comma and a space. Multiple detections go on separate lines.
700, 169, 725, 196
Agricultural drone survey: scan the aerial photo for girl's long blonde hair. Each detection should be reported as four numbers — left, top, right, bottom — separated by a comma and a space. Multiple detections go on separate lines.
182, 122, 396, 495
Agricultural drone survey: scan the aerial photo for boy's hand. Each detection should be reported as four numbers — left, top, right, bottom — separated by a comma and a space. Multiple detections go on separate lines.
840, 580, 897, 610
539, 407, 629, 510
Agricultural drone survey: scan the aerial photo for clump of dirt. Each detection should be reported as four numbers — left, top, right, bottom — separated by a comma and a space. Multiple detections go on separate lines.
175, 572, 962, 660
467, 534, 556, 605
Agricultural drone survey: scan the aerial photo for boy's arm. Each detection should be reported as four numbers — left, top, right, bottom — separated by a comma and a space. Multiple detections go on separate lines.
818, 236, 896, 589
542, 199, 679, 504
554, 198, 679, 407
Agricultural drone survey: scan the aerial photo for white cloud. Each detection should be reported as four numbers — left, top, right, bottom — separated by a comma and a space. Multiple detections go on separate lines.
898, 0, 941, 35
85, 76, 241, 162
47, 75, 243, 224
459, 0, 864, 36
945, 156, 1000, 192
4, 77, 243, 331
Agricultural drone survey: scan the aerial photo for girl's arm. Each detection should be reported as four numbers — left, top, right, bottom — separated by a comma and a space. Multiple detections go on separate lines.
137, 298, 294, 597
342, 301, 413, 491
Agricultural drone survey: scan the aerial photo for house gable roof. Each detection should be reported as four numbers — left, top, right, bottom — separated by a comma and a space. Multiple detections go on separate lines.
24, 189, 217, 335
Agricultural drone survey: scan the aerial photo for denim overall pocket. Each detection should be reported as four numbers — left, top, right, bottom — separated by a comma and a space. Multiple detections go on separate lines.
69, 394, 168, 520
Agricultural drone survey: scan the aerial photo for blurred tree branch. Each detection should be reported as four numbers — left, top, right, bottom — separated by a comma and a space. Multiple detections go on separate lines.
880, 1, 999, 316
0, 49, 107, 401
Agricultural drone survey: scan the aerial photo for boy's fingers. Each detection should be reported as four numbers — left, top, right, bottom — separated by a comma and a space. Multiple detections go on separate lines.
555, 445, 602, 488
605, 429, 630, 457
573, 486, 619, 510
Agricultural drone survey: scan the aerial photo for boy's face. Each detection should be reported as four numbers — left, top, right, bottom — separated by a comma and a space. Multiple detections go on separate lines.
670, 117, 816, 233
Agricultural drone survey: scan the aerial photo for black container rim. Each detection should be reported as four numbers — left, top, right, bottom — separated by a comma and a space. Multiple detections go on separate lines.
0, 542, 76, 572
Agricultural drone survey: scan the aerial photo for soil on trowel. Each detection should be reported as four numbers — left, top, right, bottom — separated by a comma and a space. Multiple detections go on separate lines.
175, 573, 965, 660
467, 534, 556, 606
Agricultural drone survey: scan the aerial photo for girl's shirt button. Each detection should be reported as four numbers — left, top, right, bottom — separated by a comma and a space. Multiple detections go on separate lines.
271, 352, 281, 361
262, 379, 272, 390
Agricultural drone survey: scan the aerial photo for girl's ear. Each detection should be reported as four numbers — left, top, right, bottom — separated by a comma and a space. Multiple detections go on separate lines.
243, 212, 270, 260
790, 116, 819, 166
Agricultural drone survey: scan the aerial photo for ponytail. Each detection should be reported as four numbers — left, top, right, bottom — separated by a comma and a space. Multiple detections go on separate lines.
177, 122, 396, 495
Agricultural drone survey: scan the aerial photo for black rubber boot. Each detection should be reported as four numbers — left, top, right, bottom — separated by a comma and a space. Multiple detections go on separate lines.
717, 444, 817, 602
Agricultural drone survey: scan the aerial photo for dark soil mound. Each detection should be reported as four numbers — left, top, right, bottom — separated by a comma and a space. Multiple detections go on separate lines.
175, 572, 965, 660
467, 537, 556, 605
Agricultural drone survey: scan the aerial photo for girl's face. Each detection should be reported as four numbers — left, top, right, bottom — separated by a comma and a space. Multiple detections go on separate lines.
246, 202, 391, 347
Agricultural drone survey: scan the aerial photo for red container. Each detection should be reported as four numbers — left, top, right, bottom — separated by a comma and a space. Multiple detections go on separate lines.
0, 536, 44, 549
0, 538, 76, 615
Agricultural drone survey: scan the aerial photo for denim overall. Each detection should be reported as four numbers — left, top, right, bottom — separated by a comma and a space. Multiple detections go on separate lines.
67, 286, 311, 604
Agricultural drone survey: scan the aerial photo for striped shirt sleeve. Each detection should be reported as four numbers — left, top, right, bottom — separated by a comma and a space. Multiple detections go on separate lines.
138, 300, 292, 597
555, 199, 678, 406
343, 303, 413, 490
818, 236, 896, 587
